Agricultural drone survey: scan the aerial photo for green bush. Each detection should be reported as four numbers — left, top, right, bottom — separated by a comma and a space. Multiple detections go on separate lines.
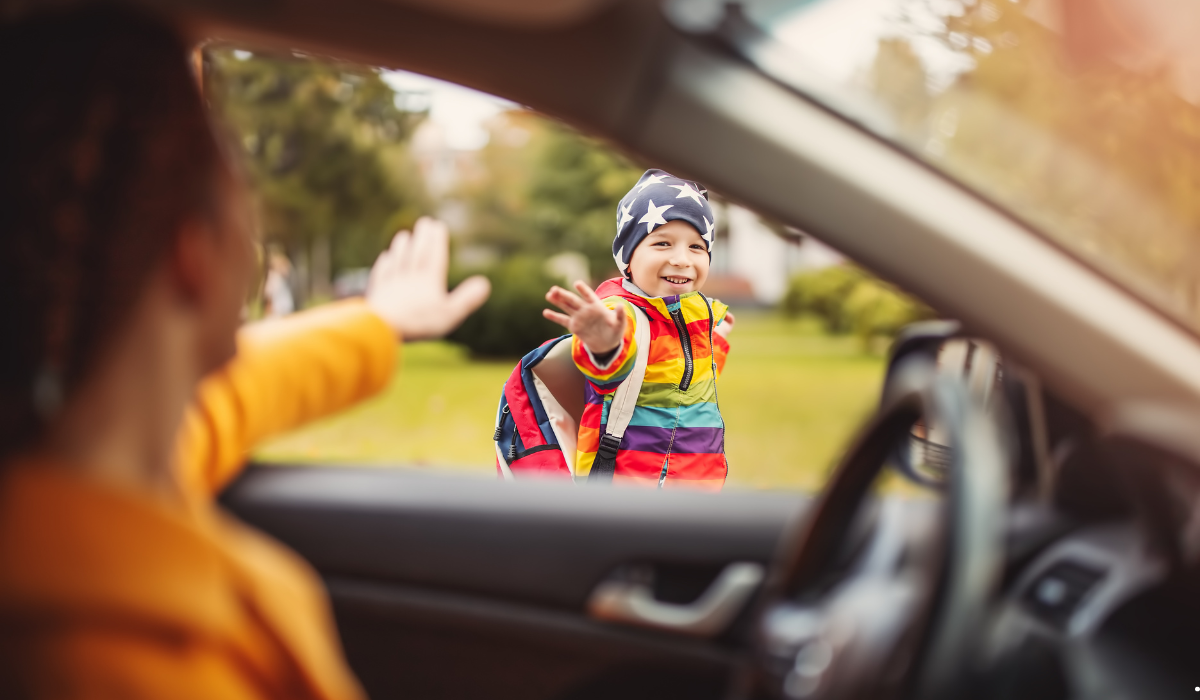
782, 266, 867, 332
449, 256, 564, 358
782, 265, 934, 343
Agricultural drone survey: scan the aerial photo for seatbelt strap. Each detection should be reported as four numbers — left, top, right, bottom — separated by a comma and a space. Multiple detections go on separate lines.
588, 304, 650, 484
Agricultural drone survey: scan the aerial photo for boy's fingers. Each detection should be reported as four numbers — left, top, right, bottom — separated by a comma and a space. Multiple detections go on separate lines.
543, 309, 572, 328
544, 297, 577, 315
546, 286, 584, 312
610, 306, 628, 331
573, 280, 600, 303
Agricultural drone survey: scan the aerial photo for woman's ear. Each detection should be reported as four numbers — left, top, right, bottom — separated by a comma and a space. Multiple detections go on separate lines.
169, 218, 219, 306
168, 211, 252, 373
170, 173, 256, 315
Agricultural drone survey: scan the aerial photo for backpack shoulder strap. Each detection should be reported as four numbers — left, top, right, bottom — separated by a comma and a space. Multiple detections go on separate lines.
606, 304, 651, 438
588, 303, 650, 483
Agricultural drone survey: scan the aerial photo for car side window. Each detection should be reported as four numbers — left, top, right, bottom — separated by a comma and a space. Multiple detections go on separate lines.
204, 45, 932, 492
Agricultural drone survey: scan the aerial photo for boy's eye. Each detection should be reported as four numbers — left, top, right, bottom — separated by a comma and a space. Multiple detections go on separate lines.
653, 241, 670, 247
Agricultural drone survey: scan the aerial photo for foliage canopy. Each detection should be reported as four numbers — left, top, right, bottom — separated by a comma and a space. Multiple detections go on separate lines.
205, 47, 430, 300
869, 0, 1200, 328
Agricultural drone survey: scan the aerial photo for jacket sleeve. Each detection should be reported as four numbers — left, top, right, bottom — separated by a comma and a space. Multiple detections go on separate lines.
174, 299, 398, 498
711, 300, 731, 379
713, 333, 731, 378
571, 298, 638, 395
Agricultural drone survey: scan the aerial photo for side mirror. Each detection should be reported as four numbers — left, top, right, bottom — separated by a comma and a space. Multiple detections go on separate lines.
883, 321, 1001, 487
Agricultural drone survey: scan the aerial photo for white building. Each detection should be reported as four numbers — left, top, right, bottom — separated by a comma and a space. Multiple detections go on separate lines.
712, 203, 843, 305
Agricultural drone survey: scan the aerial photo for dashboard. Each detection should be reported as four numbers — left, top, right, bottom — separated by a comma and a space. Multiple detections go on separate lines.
982, 436, 1200, 700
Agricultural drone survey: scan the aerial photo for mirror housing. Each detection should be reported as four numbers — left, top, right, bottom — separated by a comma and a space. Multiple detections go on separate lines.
883, 321, 1003, 487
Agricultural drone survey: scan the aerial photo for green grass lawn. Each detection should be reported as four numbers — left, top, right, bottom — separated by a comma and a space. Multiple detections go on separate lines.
255, 314, 886, 491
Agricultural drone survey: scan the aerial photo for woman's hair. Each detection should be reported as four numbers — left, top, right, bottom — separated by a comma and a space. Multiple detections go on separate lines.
0, 4, 224, 459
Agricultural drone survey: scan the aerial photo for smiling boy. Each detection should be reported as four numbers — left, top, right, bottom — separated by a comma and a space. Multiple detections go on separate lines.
544, 169, 734, 489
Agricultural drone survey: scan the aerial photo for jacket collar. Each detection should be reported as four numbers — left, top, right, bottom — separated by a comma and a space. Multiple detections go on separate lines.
596, 277, 709, 323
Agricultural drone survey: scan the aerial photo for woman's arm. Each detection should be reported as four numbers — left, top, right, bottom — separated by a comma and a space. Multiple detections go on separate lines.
173, 300, 397, 496
174, 217, 490, 498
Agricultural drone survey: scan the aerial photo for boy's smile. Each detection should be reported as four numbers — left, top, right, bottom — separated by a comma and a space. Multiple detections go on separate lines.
628, 220, 710, 297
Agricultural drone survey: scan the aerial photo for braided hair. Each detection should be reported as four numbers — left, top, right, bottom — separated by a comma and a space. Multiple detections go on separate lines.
0, 5, 224, 461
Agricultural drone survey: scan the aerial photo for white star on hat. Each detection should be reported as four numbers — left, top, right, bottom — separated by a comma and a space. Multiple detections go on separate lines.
637, 173, 667, 192
703, 216, 715, 249
671, 183, 705, 205
617, 201, 633, 231
639, 199, 672, 233
614, 245, 629, 275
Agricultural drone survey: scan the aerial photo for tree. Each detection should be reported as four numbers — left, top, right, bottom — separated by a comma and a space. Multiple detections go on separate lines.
457, 111, 644, 280
204, 47, 430, 302
442, 112, 647, 357
868, 0, 1200, 327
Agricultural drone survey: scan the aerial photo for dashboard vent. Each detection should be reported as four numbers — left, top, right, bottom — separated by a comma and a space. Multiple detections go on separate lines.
1022, 561, 1107, 628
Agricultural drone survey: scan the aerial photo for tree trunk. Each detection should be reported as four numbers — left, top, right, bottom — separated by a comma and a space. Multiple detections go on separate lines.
310, 234, 333, 301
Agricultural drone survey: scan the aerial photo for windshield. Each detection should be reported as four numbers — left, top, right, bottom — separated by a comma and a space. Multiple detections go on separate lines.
733, 0, 1200, 333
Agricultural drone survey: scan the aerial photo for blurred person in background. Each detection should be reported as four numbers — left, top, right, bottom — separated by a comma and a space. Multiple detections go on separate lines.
263, 246, 295, 318
0, 5, 488, 698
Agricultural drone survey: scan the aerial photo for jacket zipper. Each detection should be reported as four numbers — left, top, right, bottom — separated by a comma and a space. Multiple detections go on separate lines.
669, 307, 694, 391
661, 304, 699, 487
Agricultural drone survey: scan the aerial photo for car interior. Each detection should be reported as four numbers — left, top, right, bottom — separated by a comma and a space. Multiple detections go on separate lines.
71, 0, 1200, 697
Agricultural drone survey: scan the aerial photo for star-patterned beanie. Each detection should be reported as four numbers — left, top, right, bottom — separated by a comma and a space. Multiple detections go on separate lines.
613, 169, 714, 279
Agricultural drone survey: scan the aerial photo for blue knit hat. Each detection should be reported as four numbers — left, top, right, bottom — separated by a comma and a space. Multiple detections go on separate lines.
613, 169, 714, 279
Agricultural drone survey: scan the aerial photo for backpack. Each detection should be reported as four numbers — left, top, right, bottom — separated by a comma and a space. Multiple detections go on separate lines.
493, 305, 651, 483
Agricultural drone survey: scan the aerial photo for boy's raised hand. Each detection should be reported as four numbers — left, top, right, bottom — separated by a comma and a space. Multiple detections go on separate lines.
544, 281, 626, 354
715, 309, 735, 339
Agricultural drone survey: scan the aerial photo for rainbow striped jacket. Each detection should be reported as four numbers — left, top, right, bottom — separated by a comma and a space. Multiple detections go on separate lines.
572, 278, 731, 489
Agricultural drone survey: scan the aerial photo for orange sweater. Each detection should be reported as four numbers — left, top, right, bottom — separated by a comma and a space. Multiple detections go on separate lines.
0, 300, 397, 699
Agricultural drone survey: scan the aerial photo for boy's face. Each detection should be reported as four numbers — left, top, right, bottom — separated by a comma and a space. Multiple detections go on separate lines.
628, 220, 710, 296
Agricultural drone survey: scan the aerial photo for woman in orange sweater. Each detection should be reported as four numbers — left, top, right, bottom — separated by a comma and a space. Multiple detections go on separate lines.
0, 6, 489, 698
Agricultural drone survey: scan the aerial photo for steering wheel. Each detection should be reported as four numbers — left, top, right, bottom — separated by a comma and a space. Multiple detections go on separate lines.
755, 357, 1011, 700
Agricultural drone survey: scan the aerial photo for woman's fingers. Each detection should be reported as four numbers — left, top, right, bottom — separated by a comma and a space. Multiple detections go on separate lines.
409, 217, 448, 277
368, 231, 408, 290
368, 249, 391, 290
404, 218, 428, 270
386, 231, 411, 277
365, 218, 493, 342
444, 275, 491, 327
543, 309, 572, 328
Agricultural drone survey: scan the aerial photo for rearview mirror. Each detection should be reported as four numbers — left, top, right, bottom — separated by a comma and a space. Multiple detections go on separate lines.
883, 322, 1001, 487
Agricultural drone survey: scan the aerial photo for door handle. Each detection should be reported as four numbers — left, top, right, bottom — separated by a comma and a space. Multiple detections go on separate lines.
587, 562, 765, 637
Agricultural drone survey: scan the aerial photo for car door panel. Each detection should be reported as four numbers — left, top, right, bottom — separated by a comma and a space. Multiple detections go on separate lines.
329, 575, 736, 700
221, 466, 808, 698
